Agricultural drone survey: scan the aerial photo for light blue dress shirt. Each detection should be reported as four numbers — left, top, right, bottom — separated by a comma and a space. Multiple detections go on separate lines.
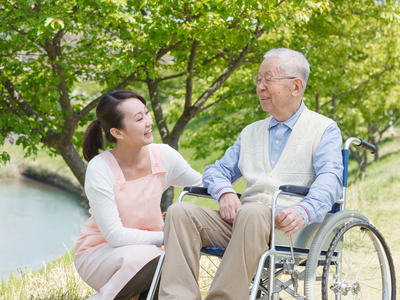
202, 101, 344, 227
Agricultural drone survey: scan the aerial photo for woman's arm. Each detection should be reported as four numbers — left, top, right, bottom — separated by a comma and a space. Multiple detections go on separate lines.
160, 144, 203, 190
85, 156, 163, 247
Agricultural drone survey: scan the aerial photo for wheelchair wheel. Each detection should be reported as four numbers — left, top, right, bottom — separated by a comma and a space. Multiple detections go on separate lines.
304, 210, 370, 300
322, 221, 396, 300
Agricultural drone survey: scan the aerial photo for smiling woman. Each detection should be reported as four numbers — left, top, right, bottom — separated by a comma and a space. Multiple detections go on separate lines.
75, 90, 203, 300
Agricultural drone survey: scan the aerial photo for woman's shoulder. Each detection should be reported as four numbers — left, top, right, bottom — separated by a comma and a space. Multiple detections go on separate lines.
86, 153, 113, 179
154, 142, 172, 152
153, 143, 181, 160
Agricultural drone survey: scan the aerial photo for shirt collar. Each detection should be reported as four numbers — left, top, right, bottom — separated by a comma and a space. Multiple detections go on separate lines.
269, 100, 306, 130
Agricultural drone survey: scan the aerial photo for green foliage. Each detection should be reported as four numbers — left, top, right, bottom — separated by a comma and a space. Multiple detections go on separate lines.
1, 0, 399, 185
182, 1, 400, 167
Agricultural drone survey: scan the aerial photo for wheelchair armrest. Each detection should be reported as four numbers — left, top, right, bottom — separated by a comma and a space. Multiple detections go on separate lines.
183, 186, 210, 196
182, 186, 242, 198
279, 185, 309, 197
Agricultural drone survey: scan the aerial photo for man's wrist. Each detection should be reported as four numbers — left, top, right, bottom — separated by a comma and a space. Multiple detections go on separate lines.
215, 186, 236, 202
295, 205, 310, 228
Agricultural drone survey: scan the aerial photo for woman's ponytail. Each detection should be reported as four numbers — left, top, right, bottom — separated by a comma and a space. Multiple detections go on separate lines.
82, 120, 105, 162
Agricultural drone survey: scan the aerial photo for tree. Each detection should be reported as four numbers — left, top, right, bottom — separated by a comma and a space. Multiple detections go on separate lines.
183, 0, 400, 176
0, 0, 334, 210
2, 0, 398, 210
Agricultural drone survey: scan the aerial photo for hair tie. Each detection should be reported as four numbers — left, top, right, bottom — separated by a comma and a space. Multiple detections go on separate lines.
96, 119, 101, 125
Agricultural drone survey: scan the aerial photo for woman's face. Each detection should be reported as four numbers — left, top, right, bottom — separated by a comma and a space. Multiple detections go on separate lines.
114, 98, 153, 147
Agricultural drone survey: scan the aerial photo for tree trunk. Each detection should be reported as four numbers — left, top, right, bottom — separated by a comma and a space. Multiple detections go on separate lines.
56, 142, 87, 187
161, 186, 175, 213
360, 150, 367, 174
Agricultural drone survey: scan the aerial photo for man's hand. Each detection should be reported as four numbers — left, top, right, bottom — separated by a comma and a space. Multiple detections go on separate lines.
275, 207, 304, 236
219, 192, 242, 224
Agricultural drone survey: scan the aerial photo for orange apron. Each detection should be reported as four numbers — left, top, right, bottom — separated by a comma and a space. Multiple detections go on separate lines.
74, 144, 165, 299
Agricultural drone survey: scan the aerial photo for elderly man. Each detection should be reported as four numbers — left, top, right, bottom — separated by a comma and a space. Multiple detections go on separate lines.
159, 48, 343, 300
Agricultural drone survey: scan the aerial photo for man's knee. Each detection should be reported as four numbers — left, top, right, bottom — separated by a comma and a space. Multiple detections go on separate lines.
235, 203, 272, 228
165, 202, 197, 224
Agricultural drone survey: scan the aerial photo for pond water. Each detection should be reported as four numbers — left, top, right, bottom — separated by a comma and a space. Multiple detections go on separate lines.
0, 178, 89, 281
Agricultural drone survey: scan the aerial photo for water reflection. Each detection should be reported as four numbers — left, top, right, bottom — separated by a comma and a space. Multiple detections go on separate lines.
0, 178, 89, 280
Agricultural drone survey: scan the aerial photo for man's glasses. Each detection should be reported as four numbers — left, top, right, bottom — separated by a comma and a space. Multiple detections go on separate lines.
253, 75, 297, 86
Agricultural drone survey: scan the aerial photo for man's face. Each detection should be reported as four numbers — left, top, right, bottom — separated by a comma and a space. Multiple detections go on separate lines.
256, 57, 299, 121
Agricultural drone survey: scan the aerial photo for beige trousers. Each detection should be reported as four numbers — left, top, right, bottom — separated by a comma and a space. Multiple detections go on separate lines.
159, 202, 272, 300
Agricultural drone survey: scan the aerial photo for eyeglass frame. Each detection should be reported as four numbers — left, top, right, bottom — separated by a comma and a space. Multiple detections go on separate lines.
252, 75, 297, 87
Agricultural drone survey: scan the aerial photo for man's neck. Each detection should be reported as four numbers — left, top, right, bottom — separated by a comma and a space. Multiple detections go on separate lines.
273, 99, 302, 122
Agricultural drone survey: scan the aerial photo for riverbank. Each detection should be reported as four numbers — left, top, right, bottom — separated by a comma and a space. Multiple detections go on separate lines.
0, 144, 89, 209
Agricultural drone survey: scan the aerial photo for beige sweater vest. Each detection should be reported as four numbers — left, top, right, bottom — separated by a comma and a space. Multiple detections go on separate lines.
238, 108, 334, 207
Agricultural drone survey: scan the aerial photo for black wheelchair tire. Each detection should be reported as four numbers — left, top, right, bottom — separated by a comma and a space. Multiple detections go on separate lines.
322, 221, 396, 300
304, 210, 370, 300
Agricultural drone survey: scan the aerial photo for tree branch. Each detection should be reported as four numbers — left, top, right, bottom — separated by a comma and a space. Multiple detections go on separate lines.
202, 50, 228, 66
0, 73, 48, 126
319, 66, 392, 111
32, 0, 41, 12
185, 40, 200, 110
156, 72, 186, 83
239, 53, 264, 66
199, 89, 256, 113
77, 71, 141, 120
155, 41, 182, 61
1, 96, 23, 117
276, 0, 288, 7
146, 76, 170, 143
9, 24, 45, 48
192, 30, 264, 111
166, 26, 265, 147
227, 10, 247, 29
43, 36, 69, 111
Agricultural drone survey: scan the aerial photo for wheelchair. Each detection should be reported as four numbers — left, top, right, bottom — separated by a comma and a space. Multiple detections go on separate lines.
147, 137, 396, 300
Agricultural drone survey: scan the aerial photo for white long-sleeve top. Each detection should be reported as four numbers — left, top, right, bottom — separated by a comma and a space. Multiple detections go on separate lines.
84, 144, 203, 248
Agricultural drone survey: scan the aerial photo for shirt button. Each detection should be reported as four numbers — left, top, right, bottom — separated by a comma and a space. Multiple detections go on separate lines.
272, 161, 275, 165
275, 141, 279, 144
280, 123, 284, 126
116, 175, 121, 180
330, 164, 333, 168
155, 163, 159, 168
120, 186, 125, 191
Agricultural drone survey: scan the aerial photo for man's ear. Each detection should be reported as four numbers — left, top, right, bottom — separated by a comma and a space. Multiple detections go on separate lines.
292, 78, 303, 97
110, 128, 124, 140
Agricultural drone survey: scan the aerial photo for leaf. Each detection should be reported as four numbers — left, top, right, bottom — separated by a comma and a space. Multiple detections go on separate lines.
44, 17, 54, 27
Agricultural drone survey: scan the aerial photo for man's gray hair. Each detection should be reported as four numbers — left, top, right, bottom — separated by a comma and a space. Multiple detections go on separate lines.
263, 48, 310, 96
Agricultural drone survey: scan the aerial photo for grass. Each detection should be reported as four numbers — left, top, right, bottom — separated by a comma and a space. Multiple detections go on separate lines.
0, 249, 95, 300
1, 128, 399, 299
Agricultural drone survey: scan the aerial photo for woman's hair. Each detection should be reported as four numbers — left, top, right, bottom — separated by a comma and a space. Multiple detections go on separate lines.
82, 90, 146, 162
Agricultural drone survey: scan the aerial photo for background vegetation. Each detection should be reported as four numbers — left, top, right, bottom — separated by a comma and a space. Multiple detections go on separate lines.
1, 0, 399, 209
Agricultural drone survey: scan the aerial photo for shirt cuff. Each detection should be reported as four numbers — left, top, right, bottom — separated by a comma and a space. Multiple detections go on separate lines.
154, 232, 164, 247
215, 186, 237, 202
295, 204, 310, 228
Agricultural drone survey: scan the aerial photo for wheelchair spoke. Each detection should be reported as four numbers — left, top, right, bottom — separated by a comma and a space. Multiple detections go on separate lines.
205, 255, 220, 270
321, 221, 394, 300
199, 282, 212, 290
198, 256, 221, 299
